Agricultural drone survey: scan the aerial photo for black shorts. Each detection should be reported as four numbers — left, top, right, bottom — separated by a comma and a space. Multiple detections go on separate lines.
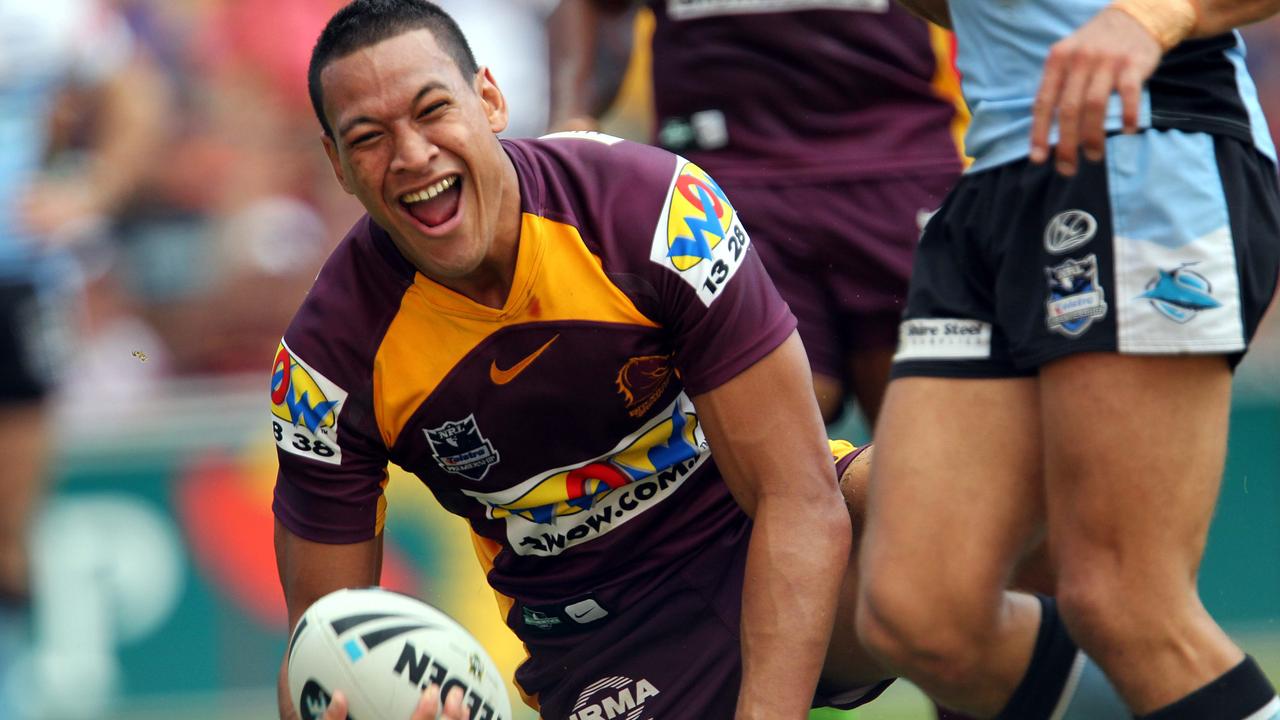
0, 275, 71, 402
891, 130, 1280, 378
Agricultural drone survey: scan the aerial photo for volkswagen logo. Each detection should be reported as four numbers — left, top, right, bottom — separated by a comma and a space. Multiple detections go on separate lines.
1043, 210, 1098, 255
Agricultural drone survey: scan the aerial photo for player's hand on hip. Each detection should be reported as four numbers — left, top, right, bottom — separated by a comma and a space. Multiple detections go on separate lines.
1029, 6, 1162, 176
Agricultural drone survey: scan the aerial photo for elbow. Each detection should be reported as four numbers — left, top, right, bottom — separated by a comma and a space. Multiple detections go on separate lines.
805, 492, 854, 560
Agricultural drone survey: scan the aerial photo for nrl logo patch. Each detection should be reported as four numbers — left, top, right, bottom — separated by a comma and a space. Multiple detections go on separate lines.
426, 414, 500, 481
1045, 253, 1108, 337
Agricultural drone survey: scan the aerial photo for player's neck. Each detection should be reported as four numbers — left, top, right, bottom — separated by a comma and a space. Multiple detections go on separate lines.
435, 154, 522, 309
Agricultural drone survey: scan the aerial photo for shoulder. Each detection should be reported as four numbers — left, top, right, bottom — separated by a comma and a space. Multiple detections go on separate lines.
505, 134, 751, 304
504, 134, 681, 232
283, 216, 416, 382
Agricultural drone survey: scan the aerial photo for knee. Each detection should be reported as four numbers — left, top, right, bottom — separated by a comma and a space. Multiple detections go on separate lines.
856, 571, 993, 694
1054, 555, 1190, 655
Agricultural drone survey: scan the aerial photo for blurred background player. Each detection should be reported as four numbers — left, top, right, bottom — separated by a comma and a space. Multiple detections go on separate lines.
860, 1, 1280, 719
435, 0, 561, 140
547, 0, 968, 428
0, 0, 165, 712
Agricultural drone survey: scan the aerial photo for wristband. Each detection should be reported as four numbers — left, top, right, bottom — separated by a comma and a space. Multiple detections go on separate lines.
1110, 0, 1200, 51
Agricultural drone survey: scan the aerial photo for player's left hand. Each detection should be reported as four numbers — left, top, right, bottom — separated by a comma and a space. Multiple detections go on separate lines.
1029, 6, 1164, 176
321, 685, 472, 720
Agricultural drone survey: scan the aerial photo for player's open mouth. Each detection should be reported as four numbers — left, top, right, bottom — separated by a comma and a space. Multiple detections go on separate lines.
400, 174, 461, 230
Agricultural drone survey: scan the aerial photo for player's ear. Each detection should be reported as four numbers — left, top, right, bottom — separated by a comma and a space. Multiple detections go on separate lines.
321, 133, 354, 195
475, 67, 509, 135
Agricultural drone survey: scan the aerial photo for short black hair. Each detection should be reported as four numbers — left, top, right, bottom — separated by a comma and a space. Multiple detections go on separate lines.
308, 0, 479, 138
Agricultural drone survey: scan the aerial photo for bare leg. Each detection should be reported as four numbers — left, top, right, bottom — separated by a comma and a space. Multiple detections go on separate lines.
846, 347, 893, 431
822, 447, 893, 689
856, 377, 1044, 715
1041, 354, 1243, 714
0, 402, 51, 599
812, 372, 845, 425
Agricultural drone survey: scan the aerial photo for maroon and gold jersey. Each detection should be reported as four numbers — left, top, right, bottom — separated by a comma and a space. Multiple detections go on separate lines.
646, 0, 968, 183
271, 134, 795, 647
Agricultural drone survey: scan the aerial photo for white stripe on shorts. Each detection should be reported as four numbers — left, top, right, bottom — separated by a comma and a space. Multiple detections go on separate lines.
1107, 131, 1246, 355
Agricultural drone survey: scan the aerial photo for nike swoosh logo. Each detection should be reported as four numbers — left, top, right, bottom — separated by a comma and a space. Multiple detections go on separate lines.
490, 334, 559, 385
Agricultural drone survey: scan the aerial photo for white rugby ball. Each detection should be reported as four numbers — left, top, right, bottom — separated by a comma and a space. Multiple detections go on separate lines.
287, 587, 512, 720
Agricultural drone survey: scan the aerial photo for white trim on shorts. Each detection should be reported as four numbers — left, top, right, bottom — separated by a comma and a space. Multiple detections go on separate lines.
1107, 130, 1246, 355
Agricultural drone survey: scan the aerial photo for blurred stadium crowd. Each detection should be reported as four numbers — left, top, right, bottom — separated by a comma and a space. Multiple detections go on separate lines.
32, 0, 560, 401
31, 0, 1280, 406
6, 1, 1280, 718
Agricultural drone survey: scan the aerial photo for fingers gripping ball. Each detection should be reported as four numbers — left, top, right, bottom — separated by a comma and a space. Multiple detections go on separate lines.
287, 588, 512, 720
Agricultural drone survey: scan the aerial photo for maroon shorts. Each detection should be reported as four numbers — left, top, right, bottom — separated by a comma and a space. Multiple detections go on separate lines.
514, 511, 891, 719
725, 172, 958, 379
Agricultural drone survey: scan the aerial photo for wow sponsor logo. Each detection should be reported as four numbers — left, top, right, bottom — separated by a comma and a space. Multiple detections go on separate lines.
270, 341, 348, 464
1139, 263, 1221, 324
464, 393, 709, 556
649, 160, 751, 306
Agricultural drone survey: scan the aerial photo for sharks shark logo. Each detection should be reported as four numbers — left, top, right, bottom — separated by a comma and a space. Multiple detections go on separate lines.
650, 160, 751, 306
270, 341, 348, 464
1140, 263, 1221, 324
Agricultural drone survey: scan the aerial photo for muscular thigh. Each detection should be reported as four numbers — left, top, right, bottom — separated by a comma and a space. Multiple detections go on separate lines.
1041, 353, 1232, 585
1038, 131, 1279, 581
862, 376, 1044, 612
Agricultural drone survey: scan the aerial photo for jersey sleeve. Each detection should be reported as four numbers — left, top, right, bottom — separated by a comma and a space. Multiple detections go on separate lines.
508, 135, 797, 395
641, 159, 798, 395
270, 333, 390, 544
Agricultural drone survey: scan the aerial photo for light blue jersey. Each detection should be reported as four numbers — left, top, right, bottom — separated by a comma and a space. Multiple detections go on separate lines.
0, 0, 131, 278
949, 0, 1276, 171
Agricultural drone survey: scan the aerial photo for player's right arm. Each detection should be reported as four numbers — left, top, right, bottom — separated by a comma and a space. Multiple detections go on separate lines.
1031, 0, 1280, 176
275, 520, 472, 720
894, 0, 951, 28
546, 0, 636, 131
1191, 0, 1280, 35
275, 522, 384, 720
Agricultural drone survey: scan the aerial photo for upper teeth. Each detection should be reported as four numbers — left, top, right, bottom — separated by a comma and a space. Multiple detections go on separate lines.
402, 176, 457, 204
